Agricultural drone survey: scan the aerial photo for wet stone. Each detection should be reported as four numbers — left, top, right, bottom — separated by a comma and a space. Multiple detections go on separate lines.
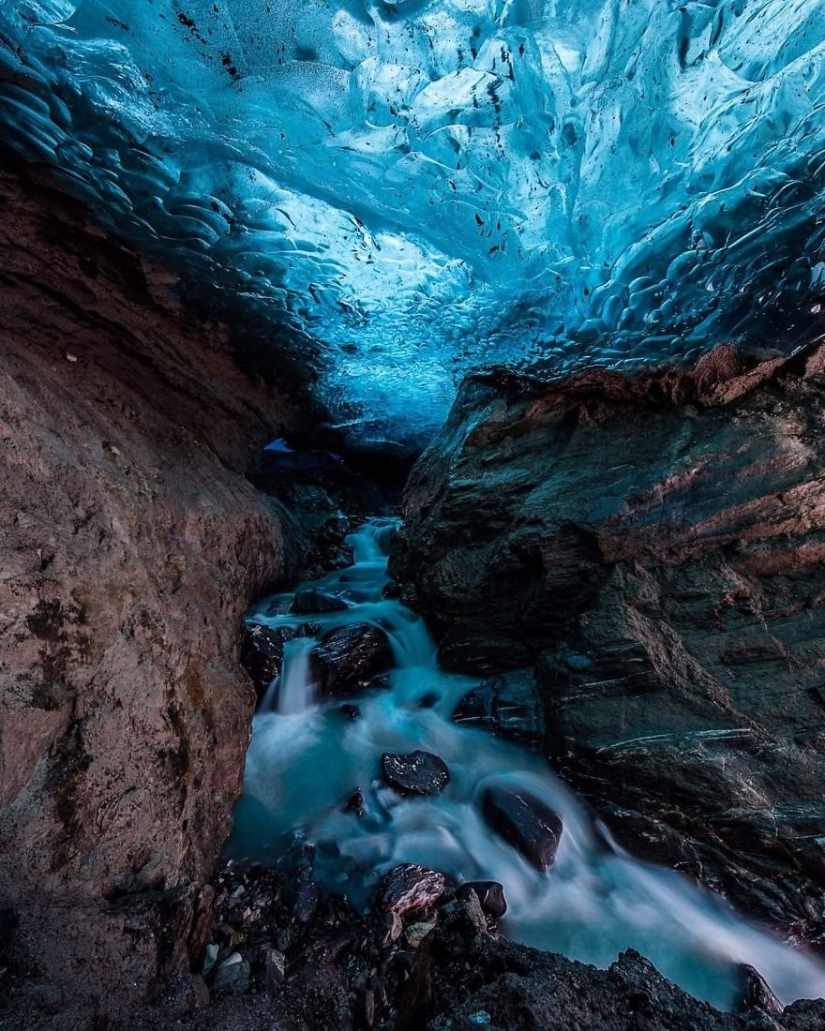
264, 947, 286, 990
382, 750, 450, 796
240, 624, 296, 697
377, 863, 446, 916
481, 786, 563, 871
738, 965, 783, 1016
458, 881, 507, 920
311, 622, 394, 699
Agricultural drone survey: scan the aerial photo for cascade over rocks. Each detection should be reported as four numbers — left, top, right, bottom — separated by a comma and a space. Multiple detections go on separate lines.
391, 343, 825, 939
310, 622, 394, 700
0, 165, 307, 1023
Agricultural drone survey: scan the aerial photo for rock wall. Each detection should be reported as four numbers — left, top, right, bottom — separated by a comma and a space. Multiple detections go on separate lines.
391, 345, 825, 943
0, 165, 306, 1021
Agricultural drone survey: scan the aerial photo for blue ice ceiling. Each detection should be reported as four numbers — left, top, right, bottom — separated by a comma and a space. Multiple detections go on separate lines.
2, 1, 825, 448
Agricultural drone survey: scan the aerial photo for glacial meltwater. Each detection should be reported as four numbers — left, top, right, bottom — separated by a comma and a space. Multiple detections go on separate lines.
228, 519, 825, 1012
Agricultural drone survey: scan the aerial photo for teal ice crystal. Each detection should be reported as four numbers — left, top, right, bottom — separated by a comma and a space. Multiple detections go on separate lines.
2, 1, 824, 446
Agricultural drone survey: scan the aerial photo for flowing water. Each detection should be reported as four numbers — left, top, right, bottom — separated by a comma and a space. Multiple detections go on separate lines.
229, 518, 825, 1011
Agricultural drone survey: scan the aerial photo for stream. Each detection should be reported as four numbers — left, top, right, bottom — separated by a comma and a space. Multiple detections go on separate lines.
228, 518, 825, 1012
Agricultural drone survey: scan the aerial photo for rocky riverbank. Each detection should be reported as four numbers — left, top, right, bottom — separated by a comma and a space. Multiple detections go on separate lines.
390, 344, 825, 945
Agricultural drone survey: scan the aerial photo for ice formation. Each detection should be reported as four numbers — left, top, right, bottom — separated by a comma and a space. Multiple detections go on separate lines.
2, 1, 824, 447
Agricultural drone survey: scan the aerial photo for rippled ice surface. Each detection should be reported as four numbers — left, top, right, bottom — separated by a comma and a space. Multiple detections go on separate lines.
2, 1, 824, 446
229, 519, 825, 1012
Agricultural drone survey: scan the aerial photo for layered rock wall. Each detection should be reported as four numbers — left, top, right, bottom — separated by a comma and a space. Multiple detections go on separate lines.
0, 165, 305, 1019
391, 345, 825, 942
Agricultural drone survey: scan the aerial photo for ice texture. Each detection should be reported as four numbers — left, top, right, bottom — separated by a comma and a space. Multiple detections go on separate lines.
2, 1, 824, 447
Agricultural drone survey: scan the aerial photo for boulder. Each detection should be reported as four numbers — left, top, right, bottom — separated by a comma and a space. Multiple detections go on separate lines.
481, 786, 563, 871
376, 864, 446, 916
452, 669, 544, 745
311, 623, 394, 699
381, 751, 450, 796
457, 881, 507, 920
240, 624, 296, 696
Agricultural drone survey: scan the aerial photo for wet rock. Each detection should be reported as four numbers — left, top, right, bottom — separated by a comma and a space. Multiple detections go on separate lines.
458, 881, 507, 920
311, 622, 394, 699
377, 864, 447, 916
264, 947, 286, 990
382, 750, 450, 796
343, 789, 364, 816
292, 879, 320, 925
440, 888, 488, 937
290, 589, 349, 615
738, 965, 783, 1016
453, 670, 544, 745
240, 624, 296, 696
481, 786, 563, 871
212, 953, 251, 995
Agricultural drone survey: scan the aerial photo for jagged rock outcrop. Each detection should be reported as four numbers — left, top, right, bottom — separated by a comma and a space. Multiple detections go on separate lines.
391, 344, 825, 941
0, 165, 307, 1022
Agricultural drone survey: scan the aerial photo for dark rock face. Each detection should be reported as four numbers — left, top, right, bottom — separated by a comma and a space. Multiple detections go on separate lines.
452, 669, 544, 745
0, 166, 306, 1021
391, 344, 825, 939
381, 751, 450, 796
311, 623, 394, 699
240, 625, 297, 697
481, 786, 563, 871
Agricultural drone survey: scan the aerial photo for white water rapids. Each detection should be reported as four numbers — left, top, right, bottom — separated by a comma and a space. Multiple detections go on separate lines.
229, 518, 825, 1011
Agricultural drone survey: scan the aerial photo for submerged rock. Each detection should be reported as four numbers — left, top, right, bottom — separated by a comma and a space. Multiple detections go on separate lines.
311, 622, 394, 699
481, 786, 563, 871
290, 590, 349, 615
377, 864, 447, 916
381, 751, 450, 796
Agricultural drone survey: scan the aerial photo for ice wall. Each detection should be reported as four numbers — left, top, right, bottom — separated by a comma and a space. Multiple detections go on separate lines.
2, 0, 824, 447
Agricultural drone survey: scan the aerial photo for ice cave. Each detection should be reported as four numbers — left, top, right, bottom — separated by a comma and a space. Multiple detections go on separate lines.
3, 0, 825, 448
2, 2, 825, 1029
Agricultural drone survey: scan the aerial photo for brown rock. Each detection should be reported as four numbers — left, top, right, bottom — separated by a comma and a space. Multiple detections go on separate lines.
0, 166, 307, 1019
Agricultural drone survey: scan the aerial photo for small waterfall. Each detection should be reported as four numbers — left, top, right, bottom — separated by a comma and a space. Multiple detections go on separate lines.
231, 518, 825, 1012
267, 638, 317, 716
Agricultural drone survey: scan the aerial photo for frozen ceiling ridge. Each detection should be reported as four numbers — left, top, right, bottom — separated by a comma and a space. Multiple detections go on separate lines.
1, 0, 824, 447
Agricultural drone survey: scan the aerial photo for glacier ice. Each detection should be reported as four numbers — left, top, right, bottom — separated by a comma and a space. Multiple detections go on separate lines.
1, 0, 824, 447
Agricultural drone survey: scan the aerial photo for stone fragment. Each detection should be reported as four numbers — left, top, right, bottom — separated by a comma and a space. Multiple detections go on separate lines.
311, 622, 394, 698
458, 881, 507, 920
212, 953, 250, 995
377, 864, 446, 916
381, 750, 450, 796
405, 922, 436, 949
264, 947, 286, 990
481, 786, 563, 871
